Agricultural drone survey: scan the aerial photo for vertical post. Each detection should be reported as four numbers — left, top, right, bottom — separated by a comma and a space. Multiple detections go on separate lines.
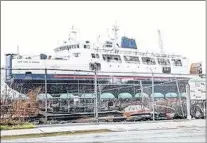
175, 78, 184, 117
67, 91, 69, 113
133, 79, 135, 97
150, 68, 155, 121
78, 72, 80, 96
44, 69, 48, 122
186, 84, 191, 120
5, 84, 8, 104
140, 80, 144, 109
99, 85, 102, 102
203, 101, 206, 118
94, 64, 98, 124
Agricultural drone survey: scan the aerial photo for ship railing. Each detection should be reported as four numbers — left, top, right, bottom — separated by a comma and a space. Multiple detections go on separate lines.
10, 54, 40, 60
93, 48, 183, 58
10, 54, 70, 61
93, 48, 147, 56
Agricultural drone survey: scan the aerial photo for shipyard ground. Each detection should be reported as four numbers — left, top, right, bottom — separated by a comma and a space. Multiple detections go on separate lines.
1, 119, 205, 142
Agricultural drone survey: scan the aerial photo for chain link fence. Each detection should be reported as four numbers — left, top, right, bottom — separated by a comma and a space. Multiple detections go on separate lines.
1, 68, 206, 124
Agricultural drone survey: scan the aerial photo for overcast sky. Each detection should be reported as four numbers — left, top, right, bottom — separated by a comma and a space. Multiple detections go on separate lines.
1, 1, 206, 72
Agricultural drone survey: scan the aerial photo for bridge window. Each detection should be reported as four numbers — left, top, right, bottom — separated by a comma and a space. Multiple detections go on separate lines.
84, 45, 90, 49
105, 44, 113, 48
142, 57, 156, 65
124, 56, 140, 64
171, 59, 182, 66
91, 53, 100, 59
157, 58, 170, 65
102, 54, 122, 63
105, 41, 113, 48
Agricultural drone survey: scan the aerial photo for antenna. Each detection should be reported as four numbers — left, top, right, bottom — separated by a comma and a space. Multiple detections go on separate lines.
17, 45, 19, 55
17, 45, 20, 59
69, 25, 77, 41
71, 25, 77, 35
107, 29, 112, 40
158, 29, 164, 54
96, 34, 100, 43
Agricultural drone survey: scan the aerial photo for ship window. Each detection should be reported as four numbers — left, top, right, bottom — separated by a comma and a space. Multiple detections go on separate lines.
107, 57, 111, 61
91, 53, 95, 58
74, 53, 80, 57
84, 45, 90, 49
114, 57, 118, 61
124, 56, 140, 64
171, 59, 182, 66
105, 41, 113, 48
142, 57, 156, 65
102, 54, 122, 63
105, 45, 112, 48
157, 58, 170, 65
91, 53, 99, 58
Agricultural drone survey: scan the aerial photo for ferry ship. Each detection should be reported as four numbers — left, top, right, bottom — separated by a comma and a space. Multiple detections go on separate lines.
4, 24, 202, 97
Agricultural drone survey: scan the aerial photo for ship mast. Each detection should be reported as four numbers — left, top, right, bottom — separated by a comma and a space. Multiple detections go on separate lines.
17, 45, 20, 59
158, 29, 164, 54
112, 23, 119, 41
68, 26, 77, 42
112, 22, 119, 48
17, 45, 19, 55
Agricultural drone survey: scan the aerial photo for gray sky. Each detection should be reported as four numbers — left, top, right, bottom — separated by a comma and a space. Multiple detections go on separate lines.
1, 1, 205, 72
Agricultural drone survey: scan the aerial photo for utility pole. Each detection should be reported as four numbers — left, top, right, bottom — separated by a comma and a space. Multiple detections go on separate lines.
186, 84, 191, 120
94, 63, 98, 124
140, 80, 144, 109
149, 68, 155, 121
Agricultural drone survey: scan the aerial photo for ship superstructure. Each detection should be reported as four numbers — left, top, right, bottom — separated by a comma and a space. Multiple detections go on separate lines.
4, 24, 201, 95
